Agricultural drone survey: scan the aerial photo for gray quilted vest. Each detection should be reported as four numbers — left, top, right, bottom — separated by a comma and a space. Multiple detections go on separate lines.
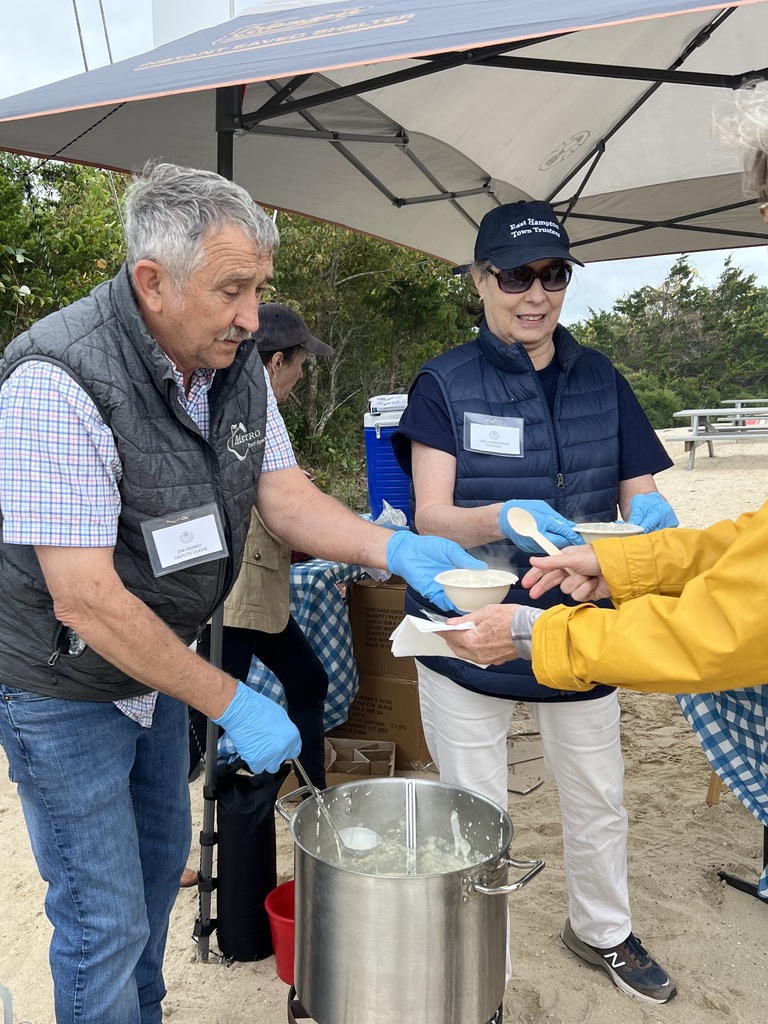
0, 265, 267, 700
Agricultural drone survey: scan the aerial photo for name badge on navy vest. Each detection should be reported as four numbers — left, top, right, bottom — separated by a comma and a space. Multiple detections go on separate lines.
463, 412, 525, 457
141, 503, 229, 577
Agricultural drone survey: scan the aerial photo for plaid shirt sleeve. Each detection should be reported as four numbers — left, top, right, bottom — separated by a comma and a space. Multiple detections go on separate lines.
261, 365, 298, 472
0, 361, 122, 546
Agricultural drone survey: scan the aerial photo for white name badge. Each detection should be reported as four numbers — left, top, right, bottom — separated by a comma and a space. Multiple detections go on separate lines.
141, 503, 228, 577
463, 412, 525, 457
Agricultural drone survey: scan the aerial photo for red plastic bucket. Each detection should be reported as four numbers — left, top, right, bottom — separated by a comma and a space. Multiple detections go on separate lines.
264, 880, 295, 984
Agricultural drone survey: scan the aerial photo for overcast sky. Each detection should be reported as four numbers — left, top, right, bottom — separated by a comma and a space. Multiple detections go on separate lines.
2, 0, 766, 323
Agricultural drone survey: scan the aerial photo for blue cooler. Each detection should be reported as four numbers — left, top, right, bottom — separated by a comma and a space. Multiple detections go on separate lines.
364, 410, 411, 523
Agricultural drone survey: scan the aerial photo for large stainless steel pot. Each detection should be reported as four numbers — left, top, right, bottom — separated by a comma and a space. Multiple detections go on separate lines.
276, 777, 543, 1024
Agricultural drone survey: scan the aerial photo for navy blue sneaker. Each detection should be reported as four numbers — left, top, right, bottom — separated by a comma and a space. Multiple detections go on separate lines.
561, 919, 676, 1004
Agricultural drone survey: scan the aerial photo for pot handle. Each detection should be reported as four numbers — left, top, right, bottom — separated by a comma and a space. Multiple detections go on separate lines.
275, 786, 310, 821
470, 856, 545, 895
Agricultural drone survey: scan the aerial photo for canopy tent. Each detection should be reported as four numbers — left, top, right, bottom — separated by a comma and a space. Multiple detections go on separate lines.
0, 0, 767, 265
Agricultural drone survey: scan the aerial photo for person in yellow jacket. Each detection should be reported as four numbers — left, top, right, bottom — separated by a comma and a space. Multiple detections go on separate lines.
436, 506, 767, 693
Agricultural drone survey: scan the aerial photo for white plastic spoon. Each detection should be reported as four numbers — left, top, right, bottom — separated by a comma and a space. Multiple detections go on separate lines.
506, 506, 562, 555
505, 507, 576, 573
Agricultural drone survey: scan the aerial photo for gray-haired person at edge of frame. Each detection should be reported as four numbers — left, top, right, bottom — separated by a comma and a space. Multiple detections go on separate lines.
0, 162, 485, 1024
437, 78, 768, 700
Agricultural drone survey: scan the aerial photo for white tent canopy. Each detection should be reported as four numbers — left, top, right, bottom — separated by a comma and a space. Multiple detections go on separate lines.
0, 0, 766, 263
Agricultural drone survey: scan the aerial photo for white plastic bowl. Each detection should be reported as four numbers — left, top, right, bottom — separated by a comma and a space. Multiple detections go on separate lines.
573, 522, 644, 544
434, 568, 518, 612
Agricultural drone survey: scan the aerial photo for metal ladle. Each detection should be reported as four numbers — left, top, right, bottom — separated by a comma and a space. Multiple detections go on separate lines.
292, 758, 380, 854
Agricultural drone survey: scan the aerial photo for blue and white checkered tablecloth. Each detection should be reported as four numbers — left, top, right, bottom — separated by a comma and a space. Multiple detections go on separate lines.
677, 687, 768, 897
218, 558, 368, 763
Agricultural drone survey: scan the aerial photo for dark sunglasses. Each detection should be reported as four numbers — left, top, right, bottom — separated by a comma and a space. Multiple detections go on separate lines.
489, 263, 573, 294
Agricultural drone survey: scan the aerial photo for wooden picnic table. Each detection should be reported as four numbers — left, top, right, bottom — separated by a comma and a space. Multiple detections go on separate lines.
668, 407, 768, 469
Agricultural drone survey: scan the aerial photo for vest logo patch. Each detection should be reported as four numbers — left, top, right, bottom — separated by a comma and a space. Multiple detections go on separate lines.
227, 422, 265, 461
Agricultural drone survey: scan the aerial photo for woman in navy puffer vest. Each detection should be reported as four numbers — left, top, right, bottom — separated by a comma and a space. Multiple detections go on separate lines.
392, 201, 678, 1008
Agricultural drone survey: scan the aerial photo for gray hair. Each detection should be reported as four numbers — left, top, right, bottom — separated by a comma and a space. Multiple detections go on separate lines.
123, 162, 280, 287
713, 79, 768, 200
458, 259, 493, 322
464, 258, 493, 277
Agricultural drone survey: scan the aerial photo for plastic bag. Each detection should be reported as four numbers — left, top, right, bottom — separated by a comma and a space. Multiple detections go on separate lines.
364, 500, 409, 582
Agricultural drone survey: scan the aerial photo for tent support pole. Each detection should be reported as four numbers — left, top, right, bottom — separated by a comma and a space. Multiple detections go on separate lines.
194, 86, 240, 961
195, 604, 225, 962
718, 825, 768, 904
216, 85, 241, 181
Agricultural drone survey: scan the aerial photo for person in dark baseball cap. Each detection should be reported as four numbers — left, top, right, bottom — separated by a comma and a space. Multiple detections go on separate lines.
253, 302, 334, 356
391, 196, 677, 1011
252, 302, 334, 402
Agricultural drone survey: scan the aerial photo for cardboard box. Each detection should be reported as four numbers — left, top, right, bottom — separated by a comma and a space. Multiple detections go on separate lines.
330, 672, 431, 772
507, 761, 544, 795
349, 576, 416, 680
325, 737, 396, 781
506, 734, 544, 795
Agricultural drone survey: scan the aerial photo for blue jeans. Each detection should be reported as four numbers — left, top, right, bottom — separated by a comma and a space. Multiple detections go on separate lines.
0, 687, 190, 1024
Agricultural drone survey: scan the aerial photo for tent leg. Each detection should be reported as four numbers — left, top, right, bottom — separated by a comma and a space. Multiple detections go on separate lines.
195, 604, 225, 961
193, 84, 238, 961
718, 824, 768, 903
216, 85, 240, 181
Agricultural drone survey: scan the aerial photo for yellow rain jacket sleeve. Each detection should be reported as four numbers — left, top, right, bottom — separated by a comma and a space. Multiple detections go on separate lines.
531, 502, 768, 694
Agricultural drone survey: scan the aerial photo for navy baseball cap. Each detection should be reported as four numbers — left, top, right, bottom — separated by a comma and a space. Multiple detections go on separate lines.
252, 303, 334, 356
462, 200, 584, 271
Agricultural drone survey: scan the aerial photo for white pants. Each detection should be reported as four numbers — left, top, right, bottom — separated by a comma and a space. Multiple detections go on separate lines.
417, 664, 631, 949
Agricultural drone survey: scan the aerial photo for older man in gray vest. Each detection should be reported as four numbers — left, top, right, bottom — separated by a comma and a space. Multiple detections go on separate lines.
0, 162, 483, 1024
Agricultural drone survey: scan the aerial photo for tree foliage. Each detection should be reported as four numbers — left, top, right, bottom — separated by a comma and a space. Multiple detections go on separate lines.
0, 154, 125, 344
264, 211, 469, 505
568, 255, 768, 427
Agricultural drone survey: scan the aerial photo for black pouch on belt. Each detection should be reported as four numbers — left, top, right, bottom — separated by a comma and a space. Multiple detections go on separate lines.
215, 758, 290, 962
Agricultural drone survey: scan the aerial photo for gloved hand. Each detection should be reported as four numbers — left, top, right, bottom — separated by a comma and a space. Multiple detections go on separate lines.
499, 499, 583, 553
627, 492, 679, 533
213, 681, 301, 774
386, 531, 487, 612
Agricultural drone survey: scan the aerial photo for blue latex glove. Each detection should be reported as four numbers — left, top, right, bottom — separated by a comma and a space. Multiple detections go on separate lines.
627, 493, 679, 533
499, 499, 583, 553
386, 531, 487, 612
213, 681, 301, 774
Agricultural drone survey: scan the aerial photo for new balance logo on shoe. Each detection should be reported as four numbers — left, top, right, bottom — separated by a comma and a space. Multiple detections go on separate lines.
561, 918, 677, 1005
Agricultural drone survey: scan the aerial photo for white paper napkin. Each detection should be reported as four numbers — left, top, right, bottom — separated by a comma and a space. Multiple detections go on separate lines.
389, 615, 489, 667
